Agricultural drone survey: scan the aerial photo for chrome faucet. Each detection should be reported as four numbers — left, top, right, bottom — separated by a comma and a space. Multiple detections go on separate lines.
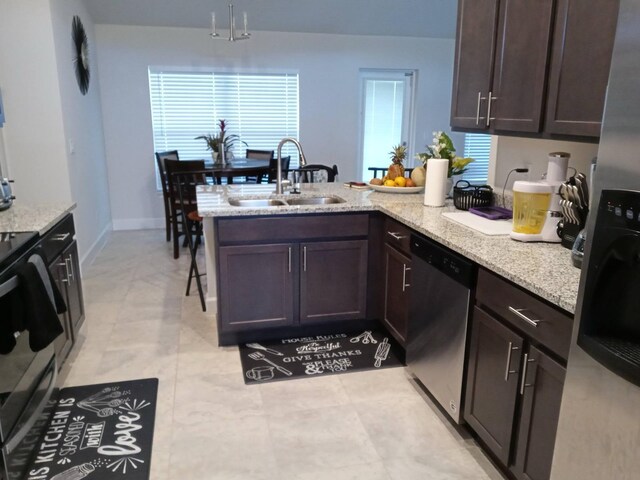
276, 137, 307, 194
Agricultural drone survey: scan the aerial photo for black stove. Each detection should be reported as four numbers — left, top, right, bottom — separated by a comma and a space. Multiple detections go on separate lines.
0, 232, 38, 271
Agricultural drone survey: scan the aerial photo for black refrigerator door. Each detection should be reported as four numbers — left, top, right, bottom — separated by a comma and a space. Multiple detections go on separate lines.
578, 189, 640, 387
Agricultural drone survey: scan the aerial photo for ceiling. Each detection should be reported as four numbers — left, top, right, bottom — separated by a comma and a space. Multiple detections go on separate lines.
82, 0, 457, 39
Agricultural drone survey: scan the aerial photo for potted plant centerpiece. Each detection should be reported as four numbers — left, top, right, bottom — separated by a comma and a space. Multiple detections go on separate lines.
196, 119, 246, 164
416, 131, 474, 195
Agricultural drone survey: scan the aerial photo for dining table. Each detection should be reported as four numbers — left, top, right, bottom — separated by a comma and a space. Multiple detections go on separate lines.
204, 158, 271, 184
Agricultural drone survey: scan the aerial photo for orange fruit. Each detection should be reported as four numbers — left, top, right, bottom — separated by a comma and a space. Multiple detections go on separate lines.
406, 178, 416, 187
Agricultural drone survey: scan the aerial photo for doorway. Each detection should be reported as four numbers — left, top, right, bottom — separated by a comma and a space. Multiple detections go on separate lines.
358, 70, 416, 181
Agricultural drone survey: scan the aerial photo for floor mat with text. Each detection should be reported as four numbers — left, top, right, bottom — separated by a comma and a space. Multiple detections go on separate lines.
26, 378, 158, 480
239, 330, 403, 384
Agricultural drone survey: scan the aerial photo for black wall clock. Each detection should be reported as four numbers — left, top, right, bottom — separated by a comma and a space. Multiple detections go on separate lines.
72, 15, 90, 95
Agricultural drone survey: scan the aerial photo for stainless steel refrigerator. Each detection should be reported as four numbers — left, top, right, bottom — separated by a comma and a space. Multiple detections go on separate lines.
551, 1, 640, 478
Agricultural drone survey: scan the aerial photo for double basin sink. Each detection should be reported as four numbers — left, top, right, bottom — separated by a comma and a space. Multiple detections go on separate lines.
228, 196, 346, 208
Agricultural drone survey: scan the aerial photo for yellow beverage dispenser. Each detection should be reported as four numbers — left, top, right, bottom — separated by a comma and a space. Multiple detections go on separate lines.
510, 152, 568, 243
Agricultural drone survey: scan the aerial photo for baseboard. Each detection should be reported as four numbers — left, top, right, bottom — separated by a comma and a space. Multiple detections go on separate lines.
80, 222, 112, 272
112, 217, 165, 230
206, 295, 217, 315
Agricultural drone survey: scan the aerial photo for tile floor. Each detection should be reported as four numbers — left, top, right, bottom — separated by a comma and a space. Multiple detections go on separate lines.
58, 230, 504, 480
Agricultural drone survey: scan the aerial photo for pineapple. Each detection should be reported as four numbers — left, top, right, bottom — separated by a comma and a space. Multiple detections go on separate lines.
387, 145, 406, 180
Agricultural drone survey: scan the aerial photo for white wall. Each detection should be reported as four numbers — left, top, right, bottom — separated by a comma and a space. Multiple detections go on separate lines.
490, 136, 599, 191
49, 0, 112, 265
94, 25, 456, 229
0, 0, 72, 204
0, 0, 112, 268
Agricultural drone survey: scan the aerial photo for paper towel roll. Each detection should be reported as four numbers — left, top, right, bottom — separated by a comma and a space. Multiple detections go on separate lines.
424, 158, 449, 207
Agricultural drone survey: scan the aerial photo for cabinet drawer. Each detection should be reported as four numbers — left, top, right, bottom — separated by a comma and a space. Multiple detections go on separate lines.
40, 214, 75, 265
217, 214, 369, 245
475, 269, 573, 360
384, 217, 412, 255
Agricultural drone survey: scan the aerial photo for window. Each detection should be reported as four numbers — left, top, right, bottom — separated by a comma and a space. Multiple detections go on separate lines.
148, 70, 300, 166
359, 70, 415, 181
463, 133, 492, 184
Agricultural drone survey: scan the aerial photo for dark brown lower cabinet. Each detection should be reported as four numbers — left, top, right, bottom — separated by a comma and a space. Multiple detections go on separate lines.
218, 243, 296, 331
382, 244, 411, 344
512, 345, 566, 480
51, 253, 74, 363
300, 240, 368, 324
464, 307, 524, 464
61, 241, 84, 331
39, 215, 85, 368
465, 304, 568, 480
218, 238, 369, 333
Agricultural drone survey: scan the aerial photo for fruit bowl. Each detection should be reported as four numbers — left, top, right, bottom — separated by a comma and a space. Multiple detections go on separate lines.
370, 185, 425, 194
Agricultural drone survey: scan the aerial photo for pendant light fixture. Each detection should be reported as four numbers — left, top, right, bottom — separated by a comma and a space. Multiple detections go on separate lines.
210, 2, 251, 42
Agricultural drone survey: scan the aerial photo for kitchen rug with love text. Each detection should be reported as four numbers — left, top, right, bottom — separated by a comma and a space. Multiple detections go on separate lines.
239, 330, 403, 384
26, 378, 158, 480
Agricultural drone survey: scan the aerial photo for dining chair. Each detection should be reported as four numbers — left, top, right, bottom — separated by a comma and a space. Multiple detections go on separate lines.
155, 150, 179, 241
245, 149, 274, 183
165, 159, 205, 259
173, 171, 208, 311
297, 164, 339, 183
266, 155, 291, 184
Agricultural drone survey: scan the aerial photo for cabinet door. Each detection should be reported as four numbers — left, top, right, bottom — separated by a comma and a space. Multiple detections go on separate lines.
218, 244, 296, 331
383, 245, 411, 344
544, 0, 619, 137
450, 0, 500, 130
300, 240, 368, 324
489, 0, 554, 132
62, 241, 84, 331
512, 345, 566, 480
464, 306, 523, 465
51, 254, 73, 364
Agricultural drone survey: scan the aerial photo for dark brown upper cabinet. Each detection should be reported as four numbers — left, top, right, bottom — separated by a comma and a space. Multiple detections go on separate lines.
490, 0, 555, 132
450, 0, 500, 130
451, 0, 619, 140
544, 0, 619, 137
451, 0, 554, 133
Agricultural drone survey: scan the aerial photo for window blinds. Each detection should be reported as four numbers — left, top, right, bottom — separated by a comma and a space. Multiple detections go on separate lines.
462, 133, 492, 184
148, 70, 300, 164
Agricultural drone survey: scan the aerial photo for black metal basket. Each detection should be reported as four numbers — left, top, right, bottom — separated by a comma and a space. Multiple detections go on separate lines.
453, 180, 493, 210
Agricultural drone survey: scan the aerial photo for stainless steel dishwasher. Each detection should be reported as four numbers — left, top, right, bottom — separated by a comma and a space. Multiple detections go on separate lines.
407, 233, 475, 424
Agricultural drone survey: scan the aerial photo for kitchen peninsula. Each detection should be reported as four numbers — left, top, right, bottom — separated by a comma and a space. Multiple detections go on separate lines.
198, 183, 580, 319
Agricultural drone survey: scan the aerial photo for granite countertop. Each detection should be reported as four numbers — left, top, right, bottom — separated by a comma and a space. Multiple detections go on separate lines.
197, 184, 580, 314
0, 202, 77, 235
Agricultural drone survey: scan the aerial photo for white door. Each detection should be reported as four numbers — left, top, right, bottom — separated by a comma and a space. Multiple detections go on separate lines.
358, 70, 416, 181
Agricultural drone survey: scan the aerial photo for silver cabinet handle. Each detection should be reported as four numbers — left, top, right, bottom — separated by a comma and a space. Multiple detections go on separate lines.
66, 256, 74, 283
402, 265, 411, 292
288, 247, 292, 273
303, 246, 307, 272
486, 91, 497, 127
520, 353, 536, 395
57, 261, 69, 283
51, 233, 70, 242
475, 91, 487, 125
504, 341, 520, 381
508, 306, 542, 327
387, 231, 407, 241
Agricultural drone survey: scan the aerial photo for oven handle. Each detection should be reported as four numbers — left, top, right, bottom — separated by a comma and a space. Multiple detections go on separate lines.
3, 359, 57, 455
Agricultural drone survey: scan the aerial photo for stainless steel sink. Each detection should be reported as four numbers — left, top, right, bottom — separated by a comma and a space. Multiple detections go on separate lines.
228, 198, 287, 207
285, 196, 346, 205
